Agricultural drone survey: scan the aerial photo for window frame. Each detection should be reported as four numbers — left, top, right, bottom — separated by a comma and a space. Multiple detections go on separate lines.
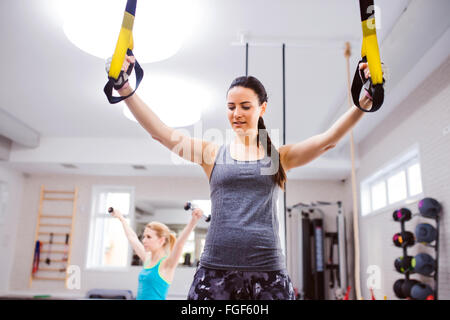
85, 185, 136, 271
360, 146, 424, 217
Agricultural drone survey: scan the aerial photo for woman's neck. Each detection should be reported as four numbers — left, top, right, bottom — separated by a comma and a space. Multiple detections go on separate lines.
234, 133, 258, 147
150, 249, 166, 263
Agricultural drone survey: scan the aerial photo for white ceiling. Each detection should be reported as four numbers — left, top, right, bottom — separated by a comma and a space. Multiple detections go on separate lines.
1, 0, 449, 180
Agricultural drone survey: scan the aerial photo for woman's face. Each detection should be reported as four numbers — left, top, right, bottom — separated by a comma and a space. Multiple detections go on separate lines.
142, 228, 165, 252
227, 86, 266, 136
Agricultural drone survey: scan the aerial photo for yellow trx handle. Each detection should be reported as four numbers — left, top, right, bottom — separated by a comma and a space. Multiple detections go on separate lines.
109, 10, 135, 80
361, 18, 383, 85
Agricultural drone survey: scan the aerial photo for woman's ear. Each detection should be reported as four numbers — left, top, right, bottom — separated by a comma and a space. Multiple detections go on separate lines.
260, 102, 267, 117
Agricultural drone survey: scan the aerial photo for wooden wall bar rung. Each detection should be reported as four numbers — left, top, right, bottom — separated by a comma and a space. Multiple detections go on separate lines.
39, 241, 66, 245
32, 277, 65, 281
38, 268, 66, 272
40, 250, 66, 254
42, 198, 75, 201
41, 215, 73, 219
39, 232, 69, 236
40, 224, 72, 228
39, 259, 67, 263
44, 190, 75, 194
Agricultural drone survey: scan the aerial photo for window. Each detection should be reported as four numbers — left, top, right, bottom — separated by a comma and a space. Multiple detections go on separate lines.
387, 171, 407, 204
360, 147, 423, 216
407, 163, 423, 196
179, 231, 195, 265
86, 186, 135, 269
371, 181, 387, 211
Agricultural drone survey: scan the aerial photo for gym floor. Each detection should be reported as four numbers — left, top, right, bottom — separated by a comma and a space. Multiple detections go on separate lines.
0, 0, 449, 301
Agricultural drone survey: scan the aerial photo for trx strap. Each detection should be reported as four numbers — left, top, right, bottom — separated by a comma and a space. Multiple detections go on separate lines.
351, 0, 385, 112
104, 0, 144, 104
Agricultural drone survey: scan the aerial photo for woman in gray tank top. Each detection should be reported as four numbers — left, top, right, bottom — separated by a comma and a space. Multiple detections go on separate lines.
111, 55, 375, 299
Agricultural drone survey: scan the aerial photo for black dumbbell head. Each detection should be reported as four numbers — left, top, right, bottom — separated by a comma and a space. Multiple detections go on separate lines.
414, 253, 436, 276
401, 279, 420, 298
415, 223, 437, 243
394, 256, 414, 274
392, 231, 415, 248
184, 202, 192, 211
392, 208, 412, 222
411, 283, 434, 300
418, 197, 441, 218
393, 279, 406, 299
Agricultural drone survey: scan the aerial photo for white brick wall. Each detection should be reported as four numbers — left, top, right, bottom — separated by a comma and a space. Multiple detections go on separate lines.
346, 56, 450, 299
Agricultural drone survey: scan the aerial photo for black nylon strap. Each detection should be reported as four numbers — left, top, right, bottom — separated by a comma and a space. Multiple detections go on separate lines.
104, 49, 144, 104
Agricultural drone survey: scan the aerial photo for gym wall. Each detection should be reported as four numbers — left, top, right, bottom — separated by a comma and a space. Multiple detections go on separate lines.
344, 56, 450, 299
1, 172, 341, 298
0, 166, 25, 295
286, 179, 348, 300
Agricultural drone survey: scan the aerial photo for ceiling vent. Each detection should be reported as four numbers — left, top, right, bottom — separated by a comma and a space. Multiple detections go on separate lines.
61, 163, 78, 169
132, 165, 147, 170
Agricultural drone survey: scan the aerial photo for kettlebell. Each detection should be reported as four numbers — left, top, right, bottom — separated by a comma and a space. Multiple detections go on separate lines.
410, 283, 434, 300
413, 253, 436, 276
418, 197, 441, 219
415, 223, 437, 243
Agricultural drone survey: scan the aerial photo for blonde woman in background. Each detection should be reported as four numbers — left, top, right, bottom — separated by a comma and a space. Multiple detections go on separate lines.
108, 207, 203, 300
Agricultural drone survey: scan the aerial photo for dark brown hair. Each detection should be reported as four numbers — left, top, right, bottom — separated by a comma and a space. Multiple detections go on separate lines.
228, 76, 286, 189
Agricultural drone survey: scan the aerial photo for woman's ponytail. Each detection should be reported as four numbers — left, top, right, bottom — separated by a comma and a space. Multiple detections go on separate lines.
257, 117, 287, 190
168, 232, 177, 252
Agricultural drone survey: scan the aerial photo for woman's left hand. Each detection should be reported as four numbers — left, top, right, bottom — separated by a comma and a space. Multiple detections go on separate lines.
358, 62, 373, 111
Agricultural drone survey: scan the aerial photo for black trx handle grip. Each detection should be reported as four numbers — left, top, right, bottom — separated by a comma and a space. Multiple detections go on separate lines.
351, 0, 385, 112
104, 49, 144, 104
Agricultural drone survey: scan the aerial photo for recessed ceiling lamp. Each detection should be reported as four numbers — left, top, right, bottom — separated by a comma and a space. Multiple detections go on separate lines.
122, 74, 212, 127
59, 0, 201, 63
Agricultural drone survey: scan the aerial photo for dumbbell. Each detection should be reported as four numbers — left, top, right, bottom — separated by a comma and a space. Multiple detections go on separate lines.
418, 197, 441, 218
393, 279, 420, 299
184, 202, 211, 222
392, 231, 415, 248
392, 208, 412, 222
394, 256, 415, 274
394, 253, 436, 276
393, 279, 407, 299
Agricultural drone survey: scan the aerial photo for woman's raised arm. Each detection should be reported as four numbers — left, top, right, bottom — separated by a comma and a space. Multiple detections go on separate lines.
280, 63, 374, 171
115, 56, 218, 172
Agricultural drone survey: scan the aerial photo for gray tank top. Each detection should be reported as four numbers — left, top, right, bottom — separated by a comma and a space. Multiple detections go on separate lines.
200, 144, 286, 271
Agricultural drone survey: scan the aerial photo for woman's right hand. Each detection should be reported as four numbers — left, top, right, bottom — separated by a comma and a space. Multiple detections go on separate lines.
191, 208, 204, 224
108, 207, 123, 219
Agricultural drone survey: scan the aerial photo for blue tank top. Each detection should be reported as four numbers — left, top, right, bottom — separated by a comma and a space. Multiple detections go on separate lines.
136, 256, 170, 300
200, 144, 286, 271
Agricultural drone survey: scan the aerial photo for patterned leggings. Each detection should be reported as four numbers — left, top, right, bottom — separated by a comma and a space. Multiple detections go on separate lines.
187, 266, 295, 300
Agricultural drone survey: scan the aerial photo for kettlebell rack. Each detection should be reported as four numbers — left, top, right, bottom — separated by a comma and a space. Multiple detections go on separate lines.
393, 199, 440, 300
